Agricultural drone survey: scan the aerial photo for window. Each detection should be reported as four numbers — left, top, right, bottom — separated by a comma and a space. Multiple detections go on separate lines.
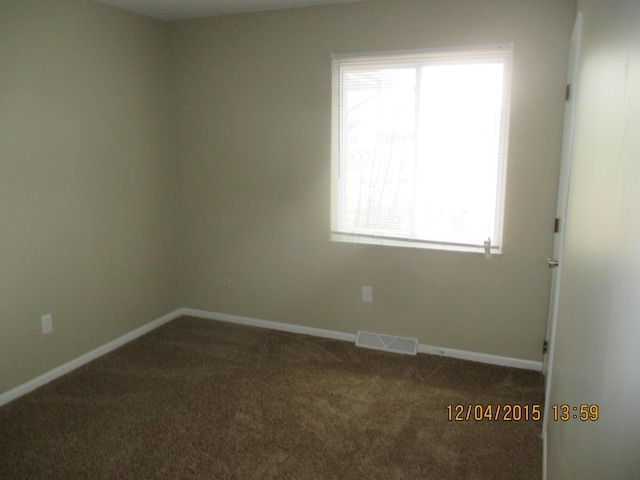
331, 44, 513, 254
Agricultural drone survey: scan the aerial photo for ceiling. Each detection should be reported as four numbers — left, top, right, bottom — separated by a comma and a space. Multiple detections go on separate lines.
95, 0, 367, 21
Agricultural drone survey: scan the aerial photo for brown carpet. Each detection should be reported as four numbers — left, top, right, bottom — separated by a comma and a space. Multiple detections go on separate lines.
0, 316, 544, 479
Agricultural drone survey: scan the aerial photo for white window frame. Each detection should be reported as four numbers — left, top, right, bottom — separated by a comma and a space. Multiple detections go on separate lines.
331, 44, 513, 254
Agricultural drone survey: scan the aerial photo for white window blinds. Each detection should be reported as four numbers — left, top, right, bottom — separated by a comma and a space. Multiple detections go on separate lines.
331, 44, 513, 253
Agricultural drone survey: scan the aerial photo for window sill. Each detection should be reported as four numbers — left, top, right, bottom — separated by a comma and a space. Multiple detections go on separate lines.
331, 232, 502, 255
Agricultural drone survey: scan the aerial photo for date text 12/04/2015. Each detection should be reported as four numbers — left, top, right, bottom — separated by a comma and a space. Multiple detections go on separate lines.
446, 404, 599, 422
447, 404, 541, 421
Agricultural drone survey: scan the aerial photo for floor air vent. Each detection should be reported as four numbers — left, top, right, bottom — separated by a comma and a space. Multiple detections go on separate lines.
355, 331, 418, 356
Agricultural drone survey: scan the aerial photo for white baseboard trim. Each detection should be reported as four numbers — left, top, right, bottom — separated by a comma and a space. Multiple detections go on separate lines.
181, 308, 543, 371
179, 308, 356, 343
0, 309, 183, 407
417, 344, 543, 371
1, 307, 542, 407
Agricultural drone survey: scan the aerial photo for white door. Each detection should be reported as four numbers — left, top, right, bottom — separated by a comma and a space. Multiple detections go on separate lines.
542, 11, 583, 434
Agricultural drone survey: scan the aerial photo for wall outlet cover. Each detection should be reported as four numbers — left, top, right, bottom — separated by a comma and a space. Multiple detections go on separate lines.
41, 314, 53, 335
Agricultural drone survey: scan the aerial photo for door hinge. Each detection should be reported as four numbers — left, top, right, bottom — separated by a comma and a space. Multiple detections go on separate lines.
543, 340, 548, 354
554, 217, 561, 233
565, 83, 571, 101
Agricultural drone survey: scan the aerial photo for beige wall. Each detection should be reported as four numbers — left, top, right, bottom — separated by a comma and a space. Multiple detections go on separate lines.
0, 0, 179, 393
0, 0, 576, 398
546, 0, 640, 477
172, 0, 575, 361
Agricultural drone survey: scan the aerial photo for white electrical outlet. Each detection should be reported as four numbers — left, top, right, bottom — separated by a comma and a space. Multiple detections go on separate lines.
41, 314, 53, 334
362, 286, 373, 303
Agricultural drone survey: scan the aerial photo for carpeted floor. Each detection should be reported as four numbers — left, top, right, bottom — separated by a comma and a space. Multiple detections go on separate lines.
0, 316, 544, 479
